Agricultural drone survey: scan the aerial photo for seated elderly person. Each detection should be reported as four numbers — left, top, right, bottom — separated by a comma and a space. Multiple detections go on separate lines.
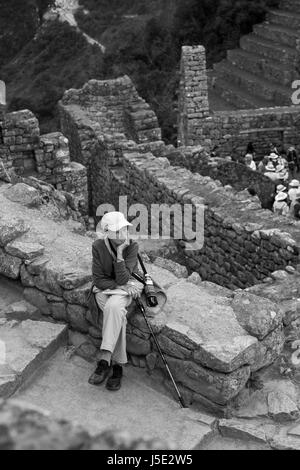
88, 211, 143, 391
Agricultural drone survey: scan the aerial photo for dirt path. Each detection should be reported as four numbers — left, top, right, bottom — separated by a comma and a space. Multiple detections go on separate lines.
53, 0, 106, 53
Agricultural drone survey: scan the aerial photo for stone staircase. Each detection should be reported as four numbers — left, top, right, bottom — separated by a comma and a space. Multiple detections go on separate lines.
209, 0, 300, 111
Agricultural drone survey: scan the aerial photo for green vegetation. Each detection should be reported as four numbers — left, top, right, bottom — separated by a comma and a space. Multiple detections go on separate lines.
0, 0, 280, 143
1, 19, 104, 133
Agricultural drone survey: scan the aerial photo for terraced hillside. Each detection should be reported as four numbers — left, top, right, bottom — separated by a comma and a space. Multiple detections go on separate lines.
209, 0, 300, 111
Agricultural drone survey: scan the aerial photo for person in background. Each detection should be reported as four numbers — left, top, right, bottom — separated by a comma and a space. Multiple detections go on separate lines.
288, 180, 300, 204
269, 143, 279, 156
276, 184, 287, 194
245, 153, 256, 171
293, 190, 300, 220
264, 161, 278, 182
246, 142, 256, 159
258, 156, 269, 174
288, 180, 300, 216
269, 152, 279, 166
275, 163, 289, 183
287, 146, 300, 177
273, 192, 290, 216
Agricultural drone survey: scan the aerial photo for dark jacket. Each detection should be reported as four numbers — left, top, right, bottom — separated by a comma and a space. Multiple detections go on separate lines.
87, 239, 139, 327
294, 201, 300, 220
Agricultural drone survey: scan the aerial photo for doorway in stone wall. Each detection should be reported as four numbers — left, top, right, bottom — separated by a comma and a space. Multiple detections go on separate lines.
12, 151, 38, 177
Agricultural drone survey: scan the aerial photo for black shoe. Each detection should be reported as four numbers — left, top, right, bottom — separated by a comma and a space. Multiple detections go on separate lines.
106, 364, 123, 391
88, 360, 111, 386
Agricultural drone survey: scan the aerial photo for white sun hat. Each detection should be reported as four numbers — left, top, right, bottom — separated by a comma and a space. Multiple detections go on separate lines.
275, 192, 288, 202
289, 179, 300, 188
270, 152, 279, 159
266, 162, 275, 171
276, 184, 286, 193
100, 211, 132, 232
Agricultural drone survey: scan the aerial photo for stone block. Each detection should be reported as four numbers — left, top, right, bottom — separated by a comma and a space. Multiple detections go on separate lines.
0, 217, 29, 247
4, 183, 42, 207
126, 334, 151, 356
5, 241, 44, 260
267, 391, 299, 423
232, 292, 283, 340
58, 271, 92, 290
67, 304, 90, 333
157, 355, 251, 405
63, 282, 91, 306
50, 303, 67, 322
193, 335, 258, 373
23, 287, 51, 316
20, 265, 35, 287
0, 248, 22, 279
218, 419, 267, 444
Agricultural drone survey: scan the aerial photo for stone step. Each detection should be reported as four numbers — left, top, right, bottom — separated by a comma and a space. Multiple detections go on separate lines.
240, 33, 297, 66
14, 348, 216, 449
227, 49, 296, 87
267, 8, 300, 29
253, 23, 300, 48
213, 60, 292, 106
0, 316, 67, 399
209, 77, 274, 110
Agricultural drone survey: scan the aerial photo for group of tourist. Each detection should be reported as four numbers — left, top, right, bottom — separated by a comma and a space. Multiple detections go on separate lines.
243, 142, 300, 219
273, 179, 300, 218
244, 143, 300, 179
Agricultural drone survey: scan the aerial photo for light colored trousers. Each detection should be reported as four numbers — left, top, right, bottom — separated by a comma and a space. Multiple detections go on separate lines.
93, 287, 132, 364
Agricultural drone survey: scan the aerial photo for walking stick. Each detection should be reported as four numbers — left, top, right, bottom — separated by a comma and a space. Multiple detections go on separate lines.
135, 297, 187, 409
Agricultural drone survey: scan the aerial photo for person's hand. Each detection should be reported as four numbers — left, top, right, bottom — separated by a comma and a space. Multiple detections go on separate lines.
119, 283, 142, 299
117, 235, 130, 261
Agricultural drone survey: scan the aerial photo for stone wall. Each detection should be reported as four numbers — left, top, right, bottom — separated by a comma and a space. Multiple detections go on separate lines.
114, 150, 300, 289
177, 46, 210, 148
178, 45, 300, 157
0, 110, 40, 174
58, 76, 300, 290
194, 107, 300, 160
35, 132, 88, 215
166, 146, 277, 210
0, 110, 88, 218
58, 76, 163, 215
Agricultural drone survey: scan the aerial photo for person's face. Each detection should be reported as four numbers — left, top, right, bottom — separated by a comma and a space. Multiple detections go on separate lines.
107, 226, 128, 245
